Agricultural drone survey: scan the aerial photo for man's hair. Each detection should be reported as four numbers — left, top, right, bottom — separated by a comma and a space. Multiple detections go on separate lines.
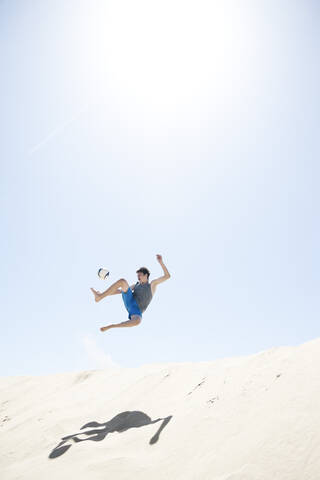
136, 267, 150, 279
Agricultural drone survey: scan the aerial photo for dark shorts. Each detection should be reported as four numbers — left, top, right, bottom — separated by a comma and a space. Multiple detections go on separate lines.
121, 288, 142, 319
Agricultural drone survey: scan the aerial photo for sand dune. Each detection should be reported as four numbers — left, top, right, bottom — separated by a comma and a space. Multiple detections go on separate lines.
1, 337, 320, 480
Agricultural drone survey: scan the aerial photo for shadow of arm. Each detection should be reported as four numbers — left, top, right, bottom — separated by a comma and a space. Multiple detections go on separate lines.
149, 415, 172, 445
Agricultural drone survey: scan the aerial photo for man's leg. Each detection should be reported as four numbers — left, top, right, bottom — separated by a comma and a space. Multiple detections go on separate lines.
100, 315, 141, 332
90, 278, 129, 302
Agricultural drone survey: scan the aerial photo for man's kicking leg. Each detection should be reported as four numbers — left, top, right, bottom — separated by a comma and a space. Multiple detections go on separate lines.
100, 315, 141, 332
90, 278, 129, 303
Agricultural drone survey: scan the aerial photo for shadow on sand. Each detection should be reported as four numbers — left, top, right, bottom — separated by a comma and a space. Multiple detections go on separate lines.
49, 410, 172, 458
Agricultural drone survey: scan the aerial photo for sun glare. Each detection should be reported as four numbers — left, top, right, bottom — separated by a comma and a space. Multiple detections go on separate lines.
89, 0, 250, 111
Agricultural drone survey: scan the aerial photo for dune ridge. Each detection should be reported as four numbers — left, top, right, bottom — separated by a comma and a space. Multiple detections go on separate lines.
1, 337, 320, 480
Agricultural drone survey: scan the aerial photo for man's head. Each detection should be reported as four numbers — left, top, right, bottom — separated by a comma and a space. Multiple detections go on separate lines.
136, 267, 150, 283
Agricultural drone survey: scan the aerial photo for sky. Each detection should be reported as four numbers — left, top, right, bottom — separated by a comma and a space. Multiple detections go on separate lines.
1, 0, 319, 376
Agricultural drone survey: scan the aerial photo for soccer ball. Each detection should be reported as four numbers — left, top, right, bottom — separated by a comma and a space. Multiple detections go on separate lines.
98, 268, 109, 280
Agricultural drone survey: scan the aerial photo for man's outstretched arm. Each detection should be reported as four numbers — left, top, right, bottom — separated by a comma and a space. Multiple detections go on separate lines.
150, 254, 171, 293
157, 254, 171, 279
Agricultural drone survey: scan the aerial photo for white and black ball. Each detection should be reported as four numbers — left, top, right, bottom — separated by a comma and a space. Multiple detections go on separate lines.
98, 268, 110, 280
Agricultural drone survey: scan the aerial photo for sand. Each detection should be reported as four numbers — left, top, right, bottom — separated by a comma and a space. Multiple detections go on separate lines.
1, 337, 320, 480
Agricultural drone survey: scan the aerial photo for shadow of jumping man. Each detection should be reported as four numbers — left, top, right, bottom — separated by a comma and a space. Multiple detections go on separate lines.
49, 410, 172, 459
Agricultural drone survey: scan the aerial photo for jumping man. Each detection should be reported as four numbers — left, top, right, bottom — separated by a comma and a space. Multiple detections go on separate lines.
90, 254, 171, 332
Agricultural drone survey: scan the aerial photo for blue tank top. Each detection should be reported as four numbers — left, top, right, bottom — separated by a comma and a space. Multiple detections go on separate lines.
132, 282, 153, 313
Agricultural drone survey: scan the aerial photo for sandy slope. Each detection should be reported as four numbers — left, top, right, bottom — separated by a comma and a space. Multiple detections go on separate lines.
1, 338, 320, 480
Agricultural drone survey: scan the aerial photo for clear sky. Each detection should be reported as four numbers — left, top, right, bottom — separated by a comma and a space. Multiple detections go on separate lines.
1, 0, 319, 376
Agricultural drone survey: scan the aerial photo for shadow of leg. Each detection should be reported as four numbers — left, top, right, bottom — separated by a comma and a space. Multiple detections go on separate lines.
49, 442, 72, 459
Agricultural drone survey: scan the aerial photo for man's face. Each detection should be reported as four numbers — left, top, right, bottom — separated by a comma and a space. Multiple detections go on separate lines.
137, 272, 148, 283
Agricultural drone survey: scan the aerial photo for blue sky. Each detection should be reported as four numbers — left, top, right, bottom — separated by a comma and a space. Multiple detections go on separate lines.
1, 0, 319, 376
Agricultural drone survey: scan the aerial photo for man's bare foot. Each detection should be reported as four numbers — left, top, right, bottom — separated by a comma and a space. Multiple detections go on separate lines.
90, 287, 102, 302
100, 325, 113, 332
